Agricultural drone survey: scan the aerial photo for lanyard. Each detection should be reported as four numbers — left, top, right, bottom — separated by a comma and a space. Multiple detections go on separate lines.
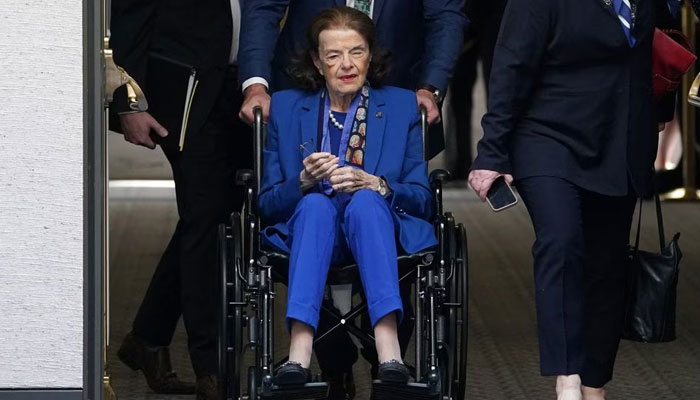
321, 88, 362, 167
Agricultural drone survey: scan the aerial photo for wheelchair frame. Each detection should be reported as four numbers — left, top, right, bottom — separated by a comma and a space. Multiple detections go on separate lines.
218, 107, 469, 400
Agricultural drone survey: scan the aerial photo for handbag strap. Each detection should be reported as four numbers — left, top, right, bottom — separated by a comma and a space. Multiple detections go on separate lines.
632, 173, 667, 253
654, 192, 666, 252
633, 197, 643, 252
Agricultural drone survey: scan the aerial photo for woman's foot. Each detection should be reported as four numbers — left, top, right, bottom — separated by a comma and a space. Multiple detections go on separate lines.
556, 375, 582, 400
377, 359, 410, 383
582, 386, 606, 400
274, 361, 311, 386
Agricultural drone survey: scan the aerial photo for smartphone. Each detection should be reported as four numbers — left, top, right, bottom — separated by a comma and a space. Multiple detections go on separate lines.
486, 176, 518, 212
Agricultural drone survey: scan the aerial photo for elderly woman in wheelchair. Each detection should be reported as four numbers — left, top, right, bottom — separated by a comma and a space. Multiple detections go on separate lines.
258, 6, 438, 387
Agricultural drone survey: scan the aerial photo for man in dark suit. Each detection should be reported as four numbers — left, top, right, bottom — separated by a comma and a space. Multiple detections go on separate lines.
238, 0, 467, 157
235, 2, 466, 398
110, 1, 250, 398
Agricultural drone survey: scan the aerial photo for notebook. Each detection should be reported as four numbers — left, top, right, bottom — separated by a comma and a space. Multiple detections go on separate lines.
145, 53, 199, 151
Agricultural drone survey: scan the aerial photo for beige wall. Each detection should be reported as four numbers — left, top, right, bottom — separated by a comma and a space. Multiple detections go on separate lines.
0, 0, 83, 388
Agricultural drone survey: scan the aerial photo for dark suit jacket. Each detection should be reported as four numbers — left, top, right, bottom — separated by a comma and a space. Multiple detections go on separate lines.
110, 0, 234, 137
239, 0, 467, 94
238, 0, 466, 157
259, 87, 438, 254
472, 0, 668, 197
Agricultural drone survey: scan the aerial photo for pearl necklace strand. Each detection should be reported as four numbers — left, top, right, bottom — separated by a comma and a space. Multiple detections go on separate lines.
329, 110, 344, 130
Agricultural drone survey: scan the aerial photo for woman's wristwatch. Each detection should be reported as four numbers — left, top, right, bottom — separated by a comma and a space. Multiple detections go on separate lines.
376, 177, 391, 197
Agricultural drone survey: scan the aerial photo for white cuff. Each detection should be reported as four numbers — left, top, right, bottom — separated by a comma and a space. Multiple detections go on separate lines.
242, 77, 269, 93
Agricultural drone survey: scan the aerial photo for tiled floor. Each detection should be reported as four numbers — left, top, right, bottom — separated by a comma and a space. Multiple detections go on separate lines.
107, 186, 700, 400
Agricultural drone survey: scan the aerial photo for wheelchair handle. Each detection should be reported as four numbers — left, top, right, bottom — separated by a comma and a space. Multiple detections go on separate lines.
253, 106, 264, 192
419, 105, 428, 161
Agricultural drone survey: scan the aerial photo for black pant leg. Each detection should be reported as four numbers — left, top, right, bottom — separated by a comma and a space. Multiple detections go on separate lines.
132, 69, 251, 377
447, 39, 478, 178
131, 140, 188, 347
178, 75, 250, 377
517, 177, 586, 376
579, 191, 636, 388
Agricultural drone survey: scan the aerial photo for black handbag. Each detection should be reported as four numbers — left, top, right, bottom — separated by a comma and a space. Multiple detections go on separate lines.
623, 195, 682, 343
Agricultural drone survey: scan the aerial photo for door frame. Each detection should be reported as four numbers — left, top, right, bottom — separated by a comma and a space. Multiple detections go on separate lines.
85, 0, 105, 397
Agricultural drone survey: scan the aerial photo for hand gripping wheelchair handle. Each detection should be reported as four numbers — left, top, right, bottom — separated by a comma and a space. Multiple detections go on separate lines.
420, 105, 429, 161
235, 107, 265, 188
253, 106, 264, 191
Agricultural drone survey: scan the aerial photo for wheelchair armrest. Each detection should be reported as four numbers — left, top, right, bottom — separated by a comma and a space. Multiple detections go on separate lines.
235, 169, 255, 186
429, 169, 450, 185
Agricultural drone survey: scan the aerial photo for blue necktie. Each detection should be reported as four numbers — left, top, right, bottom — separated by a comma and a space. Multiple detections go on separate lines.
613, 0, 637, 47
668, 0, 681, 17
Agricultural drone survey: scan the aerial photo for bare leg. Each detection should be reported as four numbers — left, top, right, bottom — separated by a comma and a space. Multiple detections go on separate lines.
374, 312, 402, 364
556, 374, 582, 400
288, 321, 314, 368
582, 385, 606, 400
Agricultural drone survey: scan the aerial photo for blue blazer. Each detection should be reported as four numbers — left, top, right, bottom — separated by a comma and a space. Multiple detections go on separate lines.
238, 0, 467, 95
259, 86, 438, 255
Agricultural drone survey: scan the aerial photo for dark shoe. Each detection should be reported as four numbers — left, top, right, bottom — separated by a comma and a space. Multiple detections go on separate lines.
117, 332, 195, 394
274, 361, 311, 386
377, 360, 409, 384
195, 375, 217, 400
322, 370, 356, 400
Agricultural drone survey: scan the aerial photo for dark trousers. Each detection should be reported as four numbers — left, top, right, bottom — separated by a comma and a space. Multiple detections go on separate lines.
517, 176, 636, 388
447, 3, 505, 178
131, 70, 252, 377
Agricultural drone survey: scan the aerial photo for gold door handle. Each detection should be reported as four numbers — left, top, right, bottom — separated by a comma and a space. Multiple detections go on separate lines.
688, 72, 700, 107
103, 36, 148, 111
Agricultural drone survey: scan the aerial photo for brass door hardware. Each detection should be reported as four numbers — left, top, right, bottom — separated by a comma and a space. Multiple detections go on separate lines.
688, 72, 700, 107
103, 36, 148, 111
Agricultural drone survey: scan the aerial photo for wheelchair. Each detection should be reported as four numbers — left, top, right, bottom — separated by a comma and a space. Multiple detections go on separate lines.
218, 106, 469, 400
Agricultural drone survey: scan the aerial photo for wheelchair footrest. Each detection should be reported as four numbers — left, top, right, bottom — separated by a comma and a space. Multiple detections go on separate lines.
370, 380, 442, 400
261, 382, 329, 400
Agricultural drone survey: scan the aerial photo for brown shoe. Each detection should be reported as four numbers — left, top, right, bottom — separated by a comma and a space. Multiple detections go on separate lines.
196, 375, 217, 400
117, 332, 195, 394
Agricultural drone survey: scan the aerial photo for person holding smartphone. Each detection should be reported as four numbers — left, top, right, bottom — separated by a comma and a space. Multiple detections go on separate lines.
469, 0, 676, 399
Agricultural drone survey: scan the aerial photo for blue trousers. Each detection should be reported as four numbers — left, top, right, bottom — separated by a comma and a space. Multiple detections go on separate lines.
517, 177, 636, 388
285, 190, 403, 331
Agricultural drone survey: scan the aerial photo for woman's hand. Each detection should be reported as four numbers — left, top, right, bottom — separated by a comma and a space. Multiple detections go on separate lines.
329, 167, 381, 193
301, 152, 339, 189
468, 169, 513, 201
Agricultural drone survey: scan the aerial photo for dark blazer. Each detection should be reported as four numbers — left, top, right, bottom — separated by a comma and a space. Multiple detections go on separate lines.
110, 0, 234, 136
238, 0, 467, 94
472, 0, 667, 196
259, 87, 438, 254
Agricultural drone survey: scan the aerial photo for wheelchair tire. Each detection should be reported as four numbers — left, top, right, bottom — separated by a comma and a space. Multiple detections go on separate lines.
444, 214, 459, 399
455, 223, 469, 400
218, 212, 245, 400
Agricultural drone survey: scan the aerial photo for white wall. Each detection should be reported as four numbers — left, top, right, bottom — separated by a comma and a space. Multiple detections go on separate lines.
0, 0, 83, 388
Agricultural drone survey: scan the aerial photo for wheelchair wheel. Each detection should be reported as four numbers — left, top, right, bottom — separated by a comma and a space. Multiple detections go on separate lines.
219, 212, 244, 400
439, 216, 469, 400
453, 223, 469, 400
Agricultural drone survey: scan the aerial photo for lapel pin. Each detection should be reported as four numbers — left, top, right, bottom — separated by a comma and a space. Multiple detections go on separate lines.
375, 111, 383, 118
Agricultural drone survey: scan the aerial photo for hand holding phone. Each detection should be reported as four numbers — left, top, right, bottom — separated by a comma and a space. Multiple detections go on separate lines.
486, 176, 518, 212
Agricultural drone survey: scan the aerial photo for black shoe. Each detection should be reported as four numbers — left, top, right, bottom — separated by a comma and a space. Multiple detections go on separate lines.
322, 370, 356, 400
117, 332, 196, 394
195, 375, 217, 400
377, 360, 410, 384
274, 361, 311, 386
